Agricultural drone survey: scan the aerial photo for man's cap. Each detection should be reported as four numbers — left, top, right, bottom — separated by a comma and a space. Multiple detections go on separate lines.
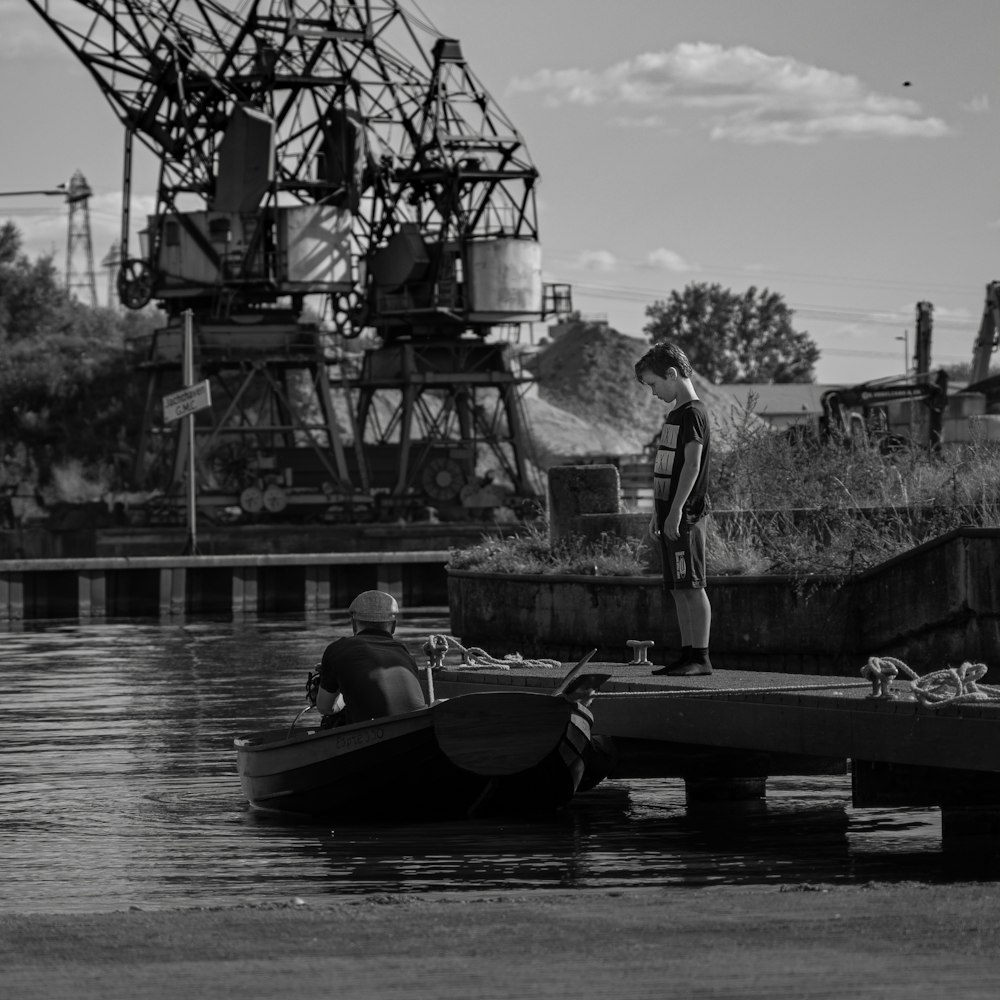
348, 590, 399, 621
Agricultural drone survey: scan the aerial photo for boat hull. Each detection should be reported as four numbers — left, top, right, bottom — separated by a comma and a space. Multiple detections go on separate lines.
235, 691, 601, 821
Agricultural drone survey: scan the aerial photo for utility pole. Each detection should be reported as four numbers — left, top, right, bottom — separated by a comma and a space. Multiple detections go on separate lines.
896, 330, 909, 374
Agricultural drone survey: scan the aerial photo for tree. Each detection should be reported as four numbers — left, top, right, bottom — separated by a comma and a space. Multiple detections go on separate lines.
0, 223, 150, 481
0, 221, 69, 343
643, 283, 820, 384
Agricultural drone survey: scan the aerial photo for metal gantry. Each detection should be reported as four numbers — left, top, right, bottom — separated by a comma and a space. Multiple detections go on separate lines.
26, 1, 570, 520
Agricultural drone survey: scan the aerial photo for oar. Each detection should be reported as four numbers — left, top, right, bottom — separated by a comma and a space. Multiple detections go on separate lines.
551, 648, 598, 697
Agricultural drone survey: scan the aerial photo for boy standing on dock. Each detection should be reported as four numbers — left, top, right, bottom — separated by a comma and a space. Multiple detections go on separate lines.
634, 342, 713, 676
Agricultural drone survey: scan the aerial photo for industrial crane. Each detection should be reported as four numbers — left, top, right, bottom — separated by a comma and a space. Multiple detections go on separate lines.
820, 301, 947, 450
26, 1, 569, 522
969, 281, 1000, 388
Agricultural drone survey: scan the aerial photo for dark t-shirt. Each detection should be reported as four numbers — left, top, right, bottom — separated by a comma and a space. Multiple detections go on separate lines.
319, 629, 427, 723
652, 399, 711, 522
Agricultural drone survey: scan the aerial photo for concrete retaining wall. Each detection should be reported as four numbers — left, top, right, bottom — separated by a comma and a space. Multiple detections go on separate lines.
448, 528, 1000, 676
0, 551, 449, 621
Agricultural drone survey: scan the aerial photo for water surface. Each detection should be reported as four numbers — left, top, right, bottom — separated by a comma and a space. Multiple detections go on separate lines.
0, 615, 986, 914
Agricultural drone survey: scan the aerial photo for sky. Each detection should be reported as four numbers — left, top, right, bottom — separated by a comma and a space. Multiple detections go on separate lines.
1, 0, 998, 384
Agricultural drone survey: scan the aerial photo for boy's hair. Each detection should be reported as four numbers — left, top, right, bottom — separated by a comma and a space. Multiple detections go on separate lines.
634, 341, 693, 383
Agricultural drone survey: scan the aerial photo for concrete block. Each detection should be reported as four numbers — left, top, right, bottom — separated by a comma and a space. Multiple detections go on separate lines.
547, 465, 621, 541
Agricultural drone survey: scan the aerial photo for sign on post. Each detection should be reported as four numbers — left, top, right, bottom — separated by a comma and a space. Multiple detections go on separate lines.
163, 380, 212, 423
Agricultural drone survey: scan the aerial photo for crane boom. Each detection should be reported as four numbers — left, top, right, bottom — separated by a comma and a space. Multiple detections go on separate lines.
25, 1, 546, 334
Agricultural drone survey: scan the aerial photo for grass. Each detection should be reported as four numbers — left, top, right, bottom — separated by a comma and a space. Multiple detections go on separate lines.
710, 401, 1000, 576
449, 403, 1000, 579
447, 523, 650, 577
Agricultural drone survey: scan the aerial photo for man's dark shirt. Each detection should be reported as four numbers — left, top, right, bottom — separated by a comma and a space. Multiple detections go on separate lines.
319, 629, 426, 724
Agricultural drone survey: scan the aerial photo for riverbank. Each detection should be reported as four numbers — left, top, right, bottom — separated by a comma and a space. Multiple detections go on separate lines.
3, 884, 999, 999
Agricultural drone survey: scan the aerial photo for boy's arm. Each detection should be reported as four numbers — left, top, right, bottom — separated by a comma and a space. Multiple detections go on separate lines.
662, 440, 703, 540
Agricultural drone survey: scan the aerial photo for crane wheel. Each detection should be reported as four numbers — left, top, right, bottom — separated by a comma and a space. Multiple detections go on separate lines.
117, 258, 154, 310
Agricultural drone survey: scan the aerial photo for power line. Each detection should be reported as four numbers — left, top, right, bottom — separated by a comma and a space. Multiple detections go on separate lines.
567, 280, 979, 333
545, 248, 985, 298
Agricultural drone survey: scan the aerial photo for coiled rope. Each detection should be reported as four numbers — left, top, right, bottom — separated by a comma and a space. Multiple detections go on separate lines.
861, 655, 1000, 707
424, 633, 562, 671
424, 636, 999, 708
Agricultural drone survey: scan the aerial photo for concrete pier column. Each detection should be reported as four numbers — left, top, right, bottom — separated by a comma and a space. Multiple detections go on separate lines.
941, 806, 1000, 854
684, 776, 768, 805
304, 566, 330, 614
78, 570, 107, 619
0, 571, 24, 621
547, 465, 621, 542
377, 562, 403, 604
232, 566, 258, 616
158, 567, 187, 618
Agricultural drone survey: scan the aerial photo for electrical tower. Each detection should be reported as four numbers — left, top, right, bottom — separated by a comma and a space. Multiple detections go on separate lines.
64, 169, 97, 307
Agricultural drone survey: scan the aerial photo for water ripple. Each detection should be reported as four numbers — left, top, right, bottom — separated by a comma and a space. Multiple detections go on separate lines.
0, 615, 990, 914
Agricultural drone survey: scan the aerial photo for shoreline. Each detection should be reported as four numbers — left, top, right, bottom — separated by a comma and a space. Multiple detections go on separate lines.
4, 883, 1000, 999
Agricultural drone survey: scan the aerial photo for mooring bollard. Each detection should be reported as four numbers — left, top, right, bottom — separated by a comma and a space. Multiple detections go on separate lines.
626, 639, 655, 665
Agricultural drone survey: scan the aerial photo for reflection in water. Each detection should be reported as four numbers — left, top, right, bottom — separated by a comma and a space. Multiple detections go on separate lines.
0, 615, 988, 914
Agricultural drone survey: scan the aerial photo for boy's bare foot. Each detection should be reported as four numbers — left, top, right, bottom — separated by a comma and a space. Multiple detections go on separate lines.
651, 654, 690, 676
666, 660, 712, 676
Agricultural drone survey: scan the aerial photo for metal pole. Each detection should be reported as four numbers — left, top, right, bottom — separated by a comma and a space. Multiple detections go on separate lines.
183, 310, 198, 555
896, 330, 909, 374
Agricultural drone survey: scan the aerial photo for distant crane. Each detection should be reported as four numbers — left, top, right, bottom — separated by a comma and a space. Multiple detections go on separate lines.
101, 239, 123, 310
0, 171, 99, 305
969, 282, 1000, 387
64, 169, 97, 307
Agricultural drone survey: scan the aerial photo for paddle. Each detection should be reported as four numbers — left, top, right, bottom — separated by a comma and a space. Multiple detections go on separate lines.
551, 649, 598, 697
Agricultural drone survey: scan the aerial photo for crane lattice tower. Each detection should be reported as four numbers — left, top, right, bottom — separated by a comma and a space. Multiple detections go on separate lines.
28, 2, 572, 522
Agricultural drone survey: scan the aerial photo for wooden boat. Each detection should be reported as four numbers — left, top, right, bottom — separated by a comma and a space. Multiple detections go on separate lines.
234, 653, 613, 821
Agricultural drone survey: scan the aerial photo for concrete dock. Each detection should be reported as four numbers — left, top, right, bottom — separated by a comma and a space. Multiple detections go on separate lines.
434, 657, 1000, 849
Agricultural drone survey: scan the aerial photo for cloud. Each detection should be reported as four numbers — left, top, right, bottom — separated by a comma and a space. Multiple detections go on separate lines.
922, 303, 973, 324
643, 248, 695, 272
573, 250, 618, 272
962, 94, 990, 114
610, 115, 668, 129
509, 42, 950, 144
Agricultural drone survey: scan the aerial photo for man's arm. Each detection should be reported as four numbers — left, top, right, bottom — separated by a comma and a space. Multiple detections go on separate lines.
316, 643, 346, 715
316, 685, 345, 715
663, 440, 703, 540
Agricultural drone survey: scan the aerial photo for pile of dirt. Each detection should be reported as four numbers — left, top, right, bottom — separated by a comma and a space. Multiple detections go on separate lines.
522, 324, 763, 466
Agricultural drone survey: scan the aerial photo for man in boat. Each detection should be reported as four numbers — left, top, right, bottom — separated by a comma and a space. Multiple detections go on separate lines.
314, 590, 427, 727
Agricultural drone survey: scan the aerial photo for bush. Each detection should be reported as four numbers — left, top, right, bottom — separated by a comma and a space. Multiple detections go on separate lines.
450, 404, 1000, 579
710, 400, 1000, 575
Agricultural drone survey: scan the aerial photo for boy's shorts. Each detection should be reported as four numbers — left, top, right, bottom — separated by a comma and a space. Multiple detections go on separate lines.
658, 517, 707, 590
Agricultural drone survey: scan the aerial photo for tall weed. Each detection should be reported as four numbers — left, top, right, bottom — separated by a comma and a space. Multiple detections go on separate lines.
712, 400, 1000, 575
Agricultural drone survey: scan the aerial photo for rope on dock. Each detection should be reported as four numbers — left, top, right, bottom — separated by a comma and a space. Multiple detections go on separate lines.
425, 634, 562, 671
861, 655, 1000, 707
595, 680, 872, 698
